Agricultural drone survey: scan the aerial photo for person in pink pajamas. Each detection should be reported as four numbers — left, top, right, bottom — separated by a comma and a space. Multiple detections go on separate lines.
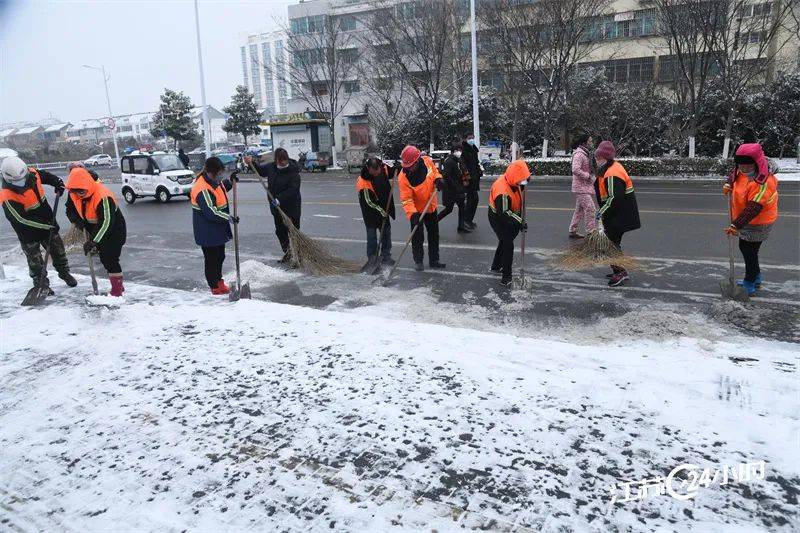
568, 133, 597, 238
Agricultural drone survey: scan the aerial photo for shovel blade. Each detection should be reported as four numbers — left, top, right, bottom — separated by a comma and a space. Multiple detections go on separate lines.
240, 283, 252, 300
719, 280, 750, 302
21, 286, 49, 306
229, 287, 240, 302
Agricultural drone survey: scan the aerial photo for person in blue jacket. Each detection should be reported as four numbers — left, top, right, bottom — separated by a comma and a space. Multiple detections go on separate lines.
190, 157, 238, 294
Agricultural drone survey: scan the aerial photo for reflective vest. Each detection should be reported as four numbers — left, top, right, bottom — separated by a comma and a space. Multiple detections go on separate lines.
732, 171, 778, 225
398, 156, 440, 218
0, 168, 45, 210
191, 175, 228, 211
70, 182, 116, 223
597, 161, 634, 201
489, 177, 522, 215
355, 176, 375, 195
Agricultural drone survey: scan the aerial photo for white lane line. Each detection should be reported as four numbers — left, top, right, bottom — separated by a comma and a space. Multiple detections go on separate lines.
119, 243, 799, 306
312, 214, 340, 219
311, 236, 800, 272
392, 267, 800, 308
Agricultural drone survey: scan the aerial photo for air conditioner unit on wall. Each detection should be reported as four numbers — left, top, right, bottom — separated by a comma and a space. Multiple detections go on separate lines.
615, 11, 635, 22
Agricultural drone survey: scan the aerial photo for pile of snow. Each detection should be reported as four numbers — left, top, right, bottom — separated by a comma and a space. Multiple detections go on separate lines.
0, 266, 797, 531
226, 259, 301, 289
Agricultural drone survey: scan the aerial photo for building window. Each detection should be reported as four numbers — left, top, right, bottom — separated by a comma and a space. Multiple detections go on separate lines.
339, 48, 359, 64
262, 43, 275, 111
250, 43, 262, 107
292, 15, 326, 34
240, 46, 248, 88
479, 71, 504, 90
344, 81, 360, 93
605, 56, 654, 83
740, 2, 772, 18
339, 14, 357, 31
658, 55, 677, 83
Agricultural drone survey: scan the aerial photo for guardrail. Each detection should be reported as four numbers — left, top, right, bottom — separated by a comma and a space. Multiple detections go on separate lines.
33, 161, 73, 170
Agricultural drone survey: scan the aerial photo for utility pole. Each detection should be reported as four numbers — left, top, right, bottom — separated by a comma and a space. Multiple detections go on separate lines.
83, 64, 121, 167
470, 0, 480, 147
194, 0, 212, 155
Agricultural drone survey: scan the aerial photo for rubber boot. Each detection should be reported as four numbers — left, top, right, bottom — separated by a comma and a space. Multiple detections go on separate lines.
212, 279, 230, 295
58, 270, 78, 287
109, 274, 125, 297
737, 279, 757, 296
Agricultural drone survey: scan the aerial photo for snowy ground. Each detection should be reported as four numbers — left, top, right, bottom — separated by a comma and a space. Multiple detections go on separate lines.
1, 265, 798, 532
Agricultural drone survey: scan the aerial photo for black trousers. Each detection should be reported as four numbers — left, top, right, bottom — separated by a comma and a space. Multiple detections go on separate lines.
739, 239, 763, 282
464, 190, 479, 224
411, 213, 440, 265
97, 230, 126, 275
202, 244, 225, 287
489, 216, 519, 279
272, 209, 300, 254
437, 197, 466, 228
605, 228, 626, 274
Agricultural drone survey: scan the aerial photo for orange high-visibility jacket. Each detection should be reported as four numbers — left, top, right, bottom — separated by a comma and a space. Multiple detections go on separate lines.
731, 171, 778, 225
488, 160, 530, 221
0, 168, 45, 210
66, 168, 117, 224
191, 174, 229, 212
398, 156, 441, 219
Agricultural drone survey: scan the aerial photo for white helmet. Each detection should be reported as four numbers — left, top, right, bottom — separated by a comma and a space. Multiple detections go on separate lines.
1, 156, 29, 185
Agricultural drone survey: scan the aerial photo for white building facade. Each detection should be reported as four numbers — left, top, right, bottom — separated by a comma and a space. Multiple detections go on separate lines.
240, 30, 292, 120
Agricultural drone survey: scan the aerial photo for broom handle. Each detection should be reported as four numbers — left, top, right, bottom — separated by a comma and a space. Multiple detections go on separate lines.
520, 185, 526, 279
372, 167, 398, 259
727, 190, 736, 283
231, 176, 243, 290
383, 186, 438, 282
245, 159, 297, 230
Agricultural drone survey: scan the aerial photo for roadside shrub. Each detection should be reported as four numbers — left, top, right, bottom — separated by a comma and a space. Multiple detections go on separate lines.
485, 156, 733, 177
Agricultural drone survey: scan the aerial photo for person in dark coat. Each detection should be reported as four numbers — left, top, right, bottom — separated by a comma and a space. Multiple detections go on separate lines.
178, 148, 190, 169
437, 143, 471, 233
356, 157, 397, 266
593, 140, 641, 287
190, 156, 235, 295
246, 148, 301, 264
461, 133, 482, 229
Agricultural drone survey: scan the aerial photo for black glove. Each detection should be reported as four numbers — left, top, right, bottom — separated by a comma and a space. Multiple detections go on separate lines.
521, 221, 528, 232
392, 160, 402, 174
230, 215, 240, 224
410, 213, 421, 226
435, 179, 443, 191
83, 240, 98, 256
230, 171, 240, 182
54, 178, 65, 195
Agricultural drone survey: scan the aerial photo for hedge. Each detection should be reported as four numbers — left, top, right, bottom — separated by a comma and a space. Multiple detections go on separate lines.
485, 157, 734, 177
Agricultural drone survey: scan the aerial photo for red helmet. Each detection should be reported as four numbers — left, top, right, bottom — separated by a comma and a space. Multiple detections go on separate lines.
400, 145, 421, 169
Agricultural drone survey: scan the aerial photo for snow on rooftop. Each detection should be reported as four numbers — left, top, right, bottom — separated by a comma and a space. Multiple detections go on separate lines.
43, 123, 71, 132
12, 125, 42, 135
0, 265, 796, 530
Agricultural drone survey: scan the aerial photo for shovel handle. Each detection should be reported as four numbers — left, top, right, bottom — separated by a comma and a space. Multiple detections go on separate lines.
382, 186, 438, 284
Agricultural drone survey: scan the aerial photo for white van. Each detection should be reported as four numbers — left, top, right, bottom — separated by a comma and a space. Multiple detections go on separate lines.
120, 153, 195, 204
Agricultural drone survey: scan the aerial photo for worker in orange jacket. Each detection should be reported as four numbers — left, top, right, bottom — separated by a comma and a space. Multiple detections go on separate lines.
488, 160, 530, 286
397, 145, 445, 271
723, 143, 779, 296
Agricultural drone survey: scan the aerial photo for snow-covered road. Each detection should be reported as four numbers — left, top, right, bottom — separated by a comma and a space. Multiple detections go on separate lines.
0, 267, 797, 532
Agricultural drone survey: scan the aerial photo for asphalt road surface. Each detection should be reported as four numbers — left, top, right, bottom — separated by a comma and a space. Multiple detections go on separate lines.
2, 169, 798, 341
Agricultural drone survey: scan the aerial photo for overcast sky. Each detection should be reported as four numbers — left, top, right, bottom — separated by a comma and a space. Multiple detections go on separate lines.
0, 0, 293, 125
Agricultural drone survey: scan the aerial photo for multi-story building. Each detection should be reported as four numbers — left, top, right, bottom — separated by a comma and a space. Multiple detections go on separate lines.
240, 30, 292, 119
272, 0, 799, 152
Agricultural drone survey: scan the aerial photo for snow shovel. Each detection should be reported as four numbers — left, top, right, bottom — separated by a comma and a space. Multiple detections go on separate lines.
84, 229, 100, 296
21, 191, 62, 306
719, 193, 749, 302
229, 174, 251, 301
364, 168, 398, 275
514, 185, 529, 289
377, 187, 439, 286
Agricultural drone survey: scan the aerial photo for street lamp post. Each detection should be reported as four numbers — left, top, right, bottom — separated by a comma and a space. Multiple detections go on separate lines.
83, 64, 121, 167
194, 0, 212, 155
470, 0, 480, 148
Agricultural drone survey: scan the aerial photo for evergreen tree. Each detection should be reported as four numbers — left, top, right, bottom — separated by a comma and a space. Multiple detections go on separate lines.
222, 86, 262, 145
150, 89, 198, 148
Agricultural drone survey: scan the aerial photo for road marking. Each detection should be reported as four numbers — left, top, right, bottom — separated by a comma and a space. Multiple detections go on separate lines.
313, 214, 340, 219
311, 236, 800, 272
118, 243, 799, 307
392, 267, 800, 307
240, 200, 800, 218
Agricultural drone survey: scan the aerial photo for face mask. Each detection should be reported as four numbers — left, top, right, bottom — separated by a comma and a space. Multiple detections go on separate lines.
519, 179, 528, 186
453, 151, 462, 158
467, 139, 475, 146
744, 170, 757, 178
277, 162, 289, 169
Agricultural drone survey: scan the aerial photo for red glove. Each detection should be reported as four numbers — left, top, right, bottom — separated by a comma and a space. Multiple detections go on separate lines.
724, 225, 738, 236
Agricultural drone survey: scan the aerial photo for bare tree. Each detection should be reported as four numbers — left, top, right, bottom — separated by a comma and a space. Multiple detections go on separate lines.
706, 0, 794, 158
363, 0, 464, 152
480, 0, 611, 157
263, 14, 361, 166
355, 39, 409, 147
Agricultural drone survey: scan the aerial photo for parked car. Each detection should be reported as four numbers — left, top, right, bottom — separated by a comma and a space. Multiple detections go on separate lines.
84, 154, 115, 167
299, 151, 330, 172
119, 153, 195, 204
